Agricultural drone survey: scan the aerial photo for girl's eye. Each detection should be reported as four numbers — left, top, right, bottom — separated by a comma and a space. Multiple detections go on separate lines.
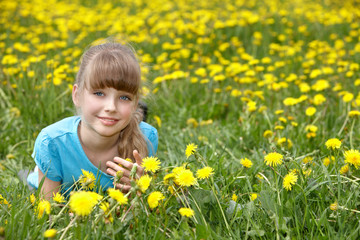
94, 92, 104, 97
120, 96, 131, 101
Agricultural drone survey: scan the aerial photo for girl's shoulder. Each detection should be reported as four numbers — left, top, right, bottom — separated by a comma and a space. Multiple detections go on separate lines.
38, 116, 80, 140
139, 121, 158, 138
139, 121, 158, 156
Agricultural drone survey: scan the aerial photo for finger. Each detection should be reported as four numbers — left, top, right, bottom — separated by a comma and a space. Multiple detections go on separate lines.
113, 157, 133, 170
133, 150, 142, 166
106, 161, 130, 177
133, 150, 144, 176
115, 183, 131, 193
120, 176, 131, 185
106, 167, 117, 177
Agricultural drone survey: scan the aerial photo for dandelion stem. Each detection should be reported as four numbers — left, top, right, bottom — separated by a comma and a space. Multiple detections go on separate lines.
224, 168, 244, 192
50, 202, 71, 228
338, 105, 350, 136
209, 176, 232, 235
350, 119, 355, 149
294, 150, 319, 161
59, 215, 78, 240
121, 202, 135, 222
187, 190, 207, 226
139, 197, 149, 216
342, 207, 360, 213
179, 188, 198, 224
263, 111, 273, 130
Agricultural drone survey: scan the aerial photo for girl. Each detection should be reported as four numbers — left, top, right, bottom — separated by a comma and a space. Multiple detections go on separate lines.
27, 42, 158, 198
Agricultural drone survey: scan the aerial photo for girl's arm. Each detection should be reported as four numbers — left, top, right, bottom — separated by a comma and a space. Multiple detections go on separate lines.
38, 169, 61, 199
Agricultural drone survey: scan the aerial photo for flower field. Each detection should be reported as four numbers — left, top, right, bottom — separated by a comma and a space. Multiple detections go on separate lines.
1, 0, 360, 238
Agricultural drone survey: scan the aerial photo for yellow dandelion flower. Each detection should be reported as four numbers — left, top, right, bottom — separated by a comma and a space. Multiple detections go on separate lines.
99, 201, 110, 213
313, 94, 326, 105
124, 158, 133, 163
163, 173, 176, 185
142, 156, 161, 173
283, 97, 299, 106
344, 149, 360, 168
291, 121, 298, 127
240, 158, 253, 168
172, 166, 186, 175
108, 188, 128, 205
306, 132, 316, 138
137, 175, 152, 193
168, 185, 176, 194
69, 191, 102, 216
278, 117, 287, 123
185, 143, 198, 158
52, 192, 65, 203
196, 166, 214, 179
343, 93, 354, 102
176, 169, 197, 187
29, 193, 36, 206
305, 125, 318, 133
283, 172, 298, 191
263, 130, 273, 138
302, 156, 313, 164
275, 109, 284, 115
264, 152, 283, 167
303, 168, 312, 177
330, 202, 338, 211
147, 191, 165, 209
325, 138, 342, 150
0, 194, 9, 205
277, 137, 293, 148
37, 200, 51, 219
349, 110, 360, 117
178, 207, 194, 217
323, 157, 331, 167
250, 193, 258, 201
232, 194, 238, 202
99, 201, 114, 223
154, 115, 161, 128
187, 118, 198, 128
79, 169, 96, 190
274, 125, 284, 130
305, 107, 316, 116
256, 173, 264, 179
340, 164, 349, 174
43, 229, 57, 238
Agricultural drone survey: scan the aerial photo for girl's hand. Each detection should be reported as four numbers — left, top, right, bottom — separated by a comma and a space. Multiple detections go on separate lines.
106, 150, 144, 193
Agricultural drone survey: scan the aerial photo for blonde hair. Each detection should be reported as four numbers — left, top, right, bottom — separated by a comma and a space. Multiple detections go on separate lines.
75, 42, 148, 160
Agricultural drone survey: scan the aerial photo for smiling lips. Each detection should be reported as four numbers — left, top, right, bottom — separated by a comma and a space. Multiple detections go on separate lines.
98, 116, 119, 126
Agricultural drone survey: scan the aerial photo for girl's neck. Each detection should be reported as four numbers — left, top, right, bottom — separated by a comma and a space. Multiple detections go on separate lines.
78, 121, 119, 153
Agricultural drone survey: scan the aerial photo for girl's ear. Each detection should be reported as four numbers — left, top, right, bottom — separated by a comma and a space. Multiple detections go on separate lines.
72, 84, 81, 107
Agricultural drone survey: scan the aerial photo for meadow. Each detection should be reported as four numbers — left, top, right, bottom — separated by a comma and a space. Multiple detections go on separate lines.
1, 0, 360, 239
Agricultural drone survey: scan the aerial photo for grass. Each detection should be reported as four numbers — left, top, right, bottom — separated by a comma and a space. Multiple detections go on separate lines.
1, 0, 360, 239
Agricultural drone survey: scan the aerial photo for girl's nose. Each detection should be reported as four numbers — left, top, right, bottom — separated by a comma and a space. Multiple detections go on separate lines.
104, 98, 116, 112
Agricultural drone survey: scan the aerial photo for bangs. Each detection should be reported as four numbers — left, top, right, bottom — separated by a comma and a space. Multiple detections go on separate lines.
84, 49, 141, 95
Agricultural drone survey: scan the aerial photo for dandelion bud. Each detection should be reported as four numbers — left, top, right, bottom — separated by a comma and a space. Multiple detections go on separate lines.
43, 229, 57, 238
330, 202, 338, 211
130, 163, 138, 180
114, 170, 124, 184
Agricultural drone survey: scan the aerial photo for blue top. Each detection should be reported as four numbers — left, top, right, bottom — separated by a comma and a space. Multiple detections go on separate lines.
27, 116, 158, 196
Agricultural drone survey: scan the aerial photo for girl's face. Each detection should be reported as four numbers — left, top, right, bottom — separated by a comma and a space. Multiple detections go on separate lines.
72, 84, 137, 138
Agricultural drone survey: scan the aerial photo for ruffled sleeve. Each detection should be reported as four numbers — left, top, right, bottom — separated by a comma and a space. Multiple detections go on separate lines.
147, 127, 158, 156
32, 131, 62, 182
139, 122, 158, 157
